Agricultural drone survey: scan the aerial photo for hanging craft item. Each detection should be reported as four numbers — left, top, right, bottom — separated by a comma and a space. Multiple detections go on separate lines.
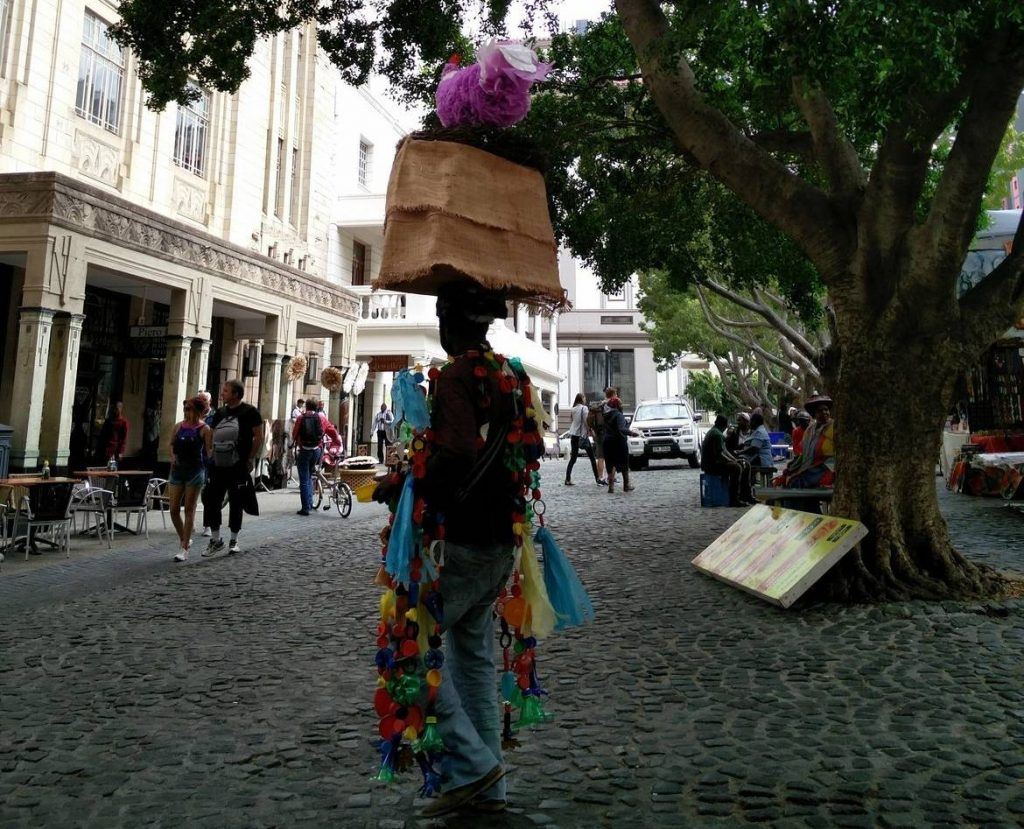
341, 365, 356, 395
321, 366, 344, 392
351, 362, 370, 396
286, 354, 307, 382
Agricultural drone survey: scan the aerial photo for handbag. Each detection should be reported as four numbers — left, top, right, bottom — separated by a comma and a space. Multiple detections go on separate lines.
579, 435, 593, 452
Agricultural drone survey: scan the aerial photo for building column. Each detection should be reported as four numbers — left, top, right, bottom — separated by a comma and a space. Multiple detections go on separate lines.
187, 338, 211, 396
533, 313, 543, 344
549, 311, 559, 354
328, 332, 348, 428
9, 308, 56, 470
259, 351, 283, 421
515, 303, 529, 334
38, 313, 85, 470
159, 336, 192, 463
278, 356, 294, 422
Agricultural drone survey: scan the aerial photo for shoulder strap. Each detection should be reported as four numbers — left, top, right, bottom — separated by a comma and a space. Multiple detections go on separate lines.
453, 420, 511, 505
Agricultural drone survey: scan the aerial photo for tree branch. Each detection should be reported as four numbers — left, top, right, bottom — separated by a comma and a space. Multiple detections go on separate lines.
613, 0, 851, 281
921, 30, 1024, 276
791, 77, 866, 195
696, 285, 801, 375
959, 211, 1024, 348
749, 128, 814, 159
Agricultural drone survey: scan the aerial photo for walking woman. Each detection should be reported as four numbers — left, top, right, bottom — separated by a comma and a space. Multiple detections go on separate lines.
168, 396, 213, 561
565, 393, 601, 486
603, 396, 634, 493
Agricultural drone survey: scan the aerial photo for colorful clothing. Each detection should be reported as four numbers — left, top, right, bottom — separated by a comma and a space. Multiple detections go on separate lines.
782, 420, 835, 488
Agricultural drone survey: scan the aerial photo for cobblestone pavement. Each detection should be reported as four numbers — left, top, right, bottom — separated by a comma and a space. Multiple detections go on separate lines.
1, 461, 1023, 828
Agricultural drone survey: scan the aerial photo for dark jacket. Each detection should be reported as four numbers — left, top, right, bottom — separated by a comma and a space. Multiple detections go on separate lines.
701, 426, 735, 472
423, 349, 516, 546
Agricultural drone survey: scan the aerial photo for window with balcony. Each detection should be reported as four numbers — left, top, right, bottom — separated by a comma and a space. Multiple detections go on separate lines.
358, 140, 372, 188
173, 86, 211, 177
352, 240, 368, 286
76, 11, 125, 135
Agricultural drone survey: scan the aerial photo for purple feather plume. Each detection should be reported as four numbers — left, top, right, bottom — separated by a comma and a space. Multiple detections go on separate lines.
436, 39, 551, 129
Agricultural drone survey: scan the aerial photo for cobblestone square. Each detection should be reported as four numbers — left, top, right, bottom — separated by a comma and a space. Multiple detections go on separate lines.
1, 460, 1023, 827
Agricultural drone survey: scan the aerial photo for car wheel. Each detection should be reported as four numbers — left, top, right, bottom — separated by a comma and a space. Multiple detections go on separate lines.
687, 452, 700, 468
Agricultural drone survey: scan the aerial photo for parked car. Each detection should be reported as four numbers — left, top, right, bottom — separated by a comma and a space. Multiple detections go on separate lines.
543, 430, 561, 459
557, 430, 572, 458
627, 398, 702, 470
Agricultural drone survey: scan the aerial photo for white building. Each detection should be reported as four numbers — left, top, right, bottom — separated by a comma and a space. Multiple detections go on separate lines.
552, 258, 709, 426
0, 1, 365, 471
331, 111, 563, 452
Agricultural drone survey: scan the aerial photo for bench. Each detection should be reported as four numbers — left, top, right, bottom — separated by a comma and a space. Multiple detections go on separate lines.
754, 486, 834, 514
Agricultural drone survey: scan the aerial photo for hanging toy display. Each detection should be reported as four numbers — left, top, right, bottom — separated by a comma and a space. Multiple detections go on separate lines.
369, 37, 591, 797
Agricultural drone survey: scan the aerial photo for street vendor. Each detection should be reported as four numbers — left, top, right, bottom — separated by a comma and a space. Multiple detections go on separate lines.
777, 396, 835, 488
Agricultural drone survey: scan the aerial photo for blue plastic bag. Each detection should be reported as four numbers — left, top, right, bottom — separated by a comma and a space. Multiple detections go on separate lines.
535, 526, 594, 631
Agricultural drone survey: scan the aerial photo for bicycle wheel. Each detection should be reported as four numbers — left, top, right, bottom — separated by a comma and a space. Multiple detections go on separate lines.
312, 477, 323, 510
335, 482, 353, 518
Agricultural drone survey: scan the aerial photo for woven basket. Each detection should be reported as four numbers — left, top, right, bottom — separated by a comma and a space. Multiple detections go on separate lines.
336, 468, 379, 490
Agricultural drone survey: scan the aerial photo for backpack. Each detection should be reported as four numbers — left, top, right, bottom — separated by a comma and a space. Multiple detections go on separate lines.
173, 425, 204, 468
587, 402, 605, 433
298, 412, 324, 449
212, 414, 241, 467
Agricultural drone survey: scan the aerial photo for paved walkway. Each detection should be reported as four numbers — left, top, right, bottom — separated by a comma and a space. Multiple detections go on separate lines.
1, 462, 1022, 827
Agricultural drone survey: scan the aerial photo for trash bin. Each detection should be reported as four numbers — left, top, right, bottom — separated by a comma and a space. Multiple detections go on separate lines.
0, 423, 12, 479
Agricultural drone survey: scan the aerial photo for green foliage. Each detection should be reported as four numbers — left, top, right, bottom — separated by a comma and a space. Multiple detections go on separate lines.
687, 370, 737, 416
983, 118, 1024, 210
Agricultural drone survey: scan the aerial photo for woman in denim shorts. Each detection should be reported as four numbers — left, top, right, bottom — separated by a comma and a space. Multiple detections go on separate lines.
168, 397, 213, 561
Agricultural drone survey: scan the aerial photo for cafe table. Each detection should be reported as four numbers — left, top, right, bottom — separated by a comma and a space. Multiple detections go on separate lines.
0, 477, 78, 554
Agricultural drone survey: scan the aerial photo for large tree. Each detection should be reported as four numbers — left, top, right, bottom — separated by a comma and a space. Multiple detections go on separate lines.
115, 1, 1024, 600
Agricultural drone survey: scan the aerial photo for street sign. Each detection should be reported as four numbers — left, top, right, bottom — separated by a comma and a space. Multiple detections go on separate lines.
129, 325, 167, 338
692, 505, 867, 608
368, 355, 410, 373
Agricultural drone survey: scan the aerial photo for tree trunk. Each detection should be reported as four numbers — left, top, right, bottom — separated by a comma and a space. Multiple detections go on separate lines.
815, 316, 1006, 601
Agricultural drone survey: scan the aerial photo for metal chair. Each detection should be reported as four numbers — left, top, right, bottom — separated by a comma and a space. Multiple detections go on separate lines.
113, 475, 151, 538
13, 482, 75, 560
70, 483, 113, 548
146, 478, 170, 529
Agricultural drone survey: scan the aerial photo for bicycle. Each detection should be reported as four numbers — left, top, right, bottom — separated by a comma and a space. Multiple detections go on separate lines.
311, 444, 353, 518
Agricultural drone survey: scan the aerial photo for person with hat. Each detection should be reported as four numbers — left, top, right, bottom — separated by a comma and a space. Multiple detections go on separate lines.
790, 410, 812, 460
778, 396, 835, 488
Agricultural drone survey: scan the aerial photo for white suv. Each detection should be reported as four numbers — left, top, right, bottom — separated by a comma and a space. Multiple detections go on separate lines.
627, 398, 702, 470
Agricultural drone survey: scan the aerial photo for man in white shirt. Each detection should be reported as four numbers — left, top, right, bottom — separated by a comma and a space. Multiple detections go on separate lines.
372, 403, 394, 464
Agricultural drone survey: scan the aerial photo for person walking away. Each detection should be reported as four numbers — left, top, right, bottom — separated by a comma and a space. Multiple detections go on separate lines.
104, 402, 129, 465
203, 379, 264, 555
372, 403, 394, 464
700, 415, 753, 507
290, 398, 341, 515
195, 390, 215, 537
418, 285, 518, 816
565, 393, 600, 485
603, 396, 634, 493
168, 397, 213, 561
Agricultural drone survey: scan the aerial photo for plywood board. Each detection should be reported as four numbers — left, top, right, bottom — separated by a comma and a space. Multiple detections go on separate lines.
691, 505, 868, 608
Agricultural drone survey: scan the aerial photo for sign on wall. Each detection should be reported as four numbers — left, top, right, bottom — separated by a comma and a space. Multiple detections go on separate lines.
368, 355, 410, 373
692, 505, 868, 608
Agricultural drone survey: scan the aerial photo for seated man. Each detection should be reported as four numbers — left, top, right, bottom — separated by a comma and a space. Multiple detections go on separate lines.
725, 412, 750, 454
737, 411, 775, 470
701, 414, 753, 507
777, 396, 835, 489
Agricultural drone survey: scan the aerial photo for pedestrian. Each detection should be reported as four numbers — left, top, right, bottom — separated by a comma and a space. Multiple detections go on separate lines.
103, 402, 129, 465
202, 379, 264, 556
565, 393, 600, 485
291, 398, 342, 515
700, 414, 753, 507
195, 390, 215, 538
291, 398, 305, 421
603, 396, 634, 493
417, 284, 519, 817
167, 396, 212, 561
587, 392, 612, 486
372, 403, 394, 464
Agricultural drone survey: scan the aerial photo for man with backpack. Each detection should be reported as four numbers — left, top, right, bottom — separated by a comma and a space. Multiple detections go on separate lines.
290, 398, 342, 515
203, 379, 264, 555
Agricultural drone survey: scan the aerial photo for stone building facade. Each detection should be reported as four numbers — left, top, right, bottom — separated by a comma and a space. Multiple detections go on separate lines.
0, 0, 362, 471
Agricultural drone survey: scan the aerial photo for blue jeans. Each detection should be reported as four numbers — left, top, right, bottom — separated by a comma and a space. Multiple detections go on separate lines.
435, 540, 515, 797
296, 447, 321, 511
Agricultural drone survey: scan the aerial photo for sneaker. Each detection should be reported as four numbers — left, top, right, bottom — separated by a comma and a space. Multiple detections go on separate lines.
564, 480, 574, 486
173, 550, 188, 562
596, 479, 608, 486
228, 539, 240, 555
420, 765, 506, 818
201, 526, 211, 537
469, 798, 508, 814
202, 538, 225, 557
296, 509, 310, 516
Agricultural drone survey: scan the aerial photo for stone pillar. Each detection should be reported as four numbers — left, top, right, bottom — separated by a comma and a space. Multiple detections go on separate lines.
278, 356, 294, 422
259, 350, 283, 421
549, 311, 559, 355
159, 336, 192, 463
9, 308, 55, 470
533, 313, 543, 344
328, 332, 347, 428
38, 313, 85, 470
515, 303, 529, 335
187, 338, 211, 396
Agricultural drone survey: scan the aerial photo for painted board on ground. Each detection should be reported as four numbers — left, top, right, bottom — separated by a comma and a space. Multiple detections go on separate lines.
691, 504, 868, 608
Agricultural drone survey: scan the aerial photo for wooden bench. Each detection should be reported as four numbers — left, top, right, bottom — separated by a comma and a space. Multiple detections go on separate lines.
754, 486, 834, 514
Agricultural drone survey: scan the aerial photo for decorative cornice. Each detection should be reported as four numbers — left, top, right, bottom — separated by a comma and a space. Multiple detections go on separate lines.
0, 172, 359, 322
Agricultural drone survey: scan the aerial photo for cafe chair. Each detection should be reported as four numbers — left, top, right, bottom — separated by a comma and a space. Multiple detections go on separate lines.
70, 483, 113, 548
113, 475, 152, 539
13, 481, 75, 560
146, 478, 170, 529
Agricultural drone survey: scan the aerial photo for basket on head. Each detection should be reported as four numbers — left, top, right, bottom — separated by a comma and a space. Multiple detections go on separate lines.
375, 137, 564, 311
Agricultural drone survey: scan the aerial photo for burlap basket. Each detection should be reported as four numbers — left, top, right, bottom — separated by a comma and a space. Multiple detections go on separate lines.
375, 138, 563, 308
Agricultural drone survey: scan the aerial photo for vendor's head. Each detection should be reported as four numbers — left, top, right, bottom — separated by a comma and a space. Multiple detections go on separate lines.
436, 282, 509, 356
750, 412, 765, 429
805, 396, 832, 424
714, 414, 728, 430
736, 412, 751, 429
794, 410, 812, 426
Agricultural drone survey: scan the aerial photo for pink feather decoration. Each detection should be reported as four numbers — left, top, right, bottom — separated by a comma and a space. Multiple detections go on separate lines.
436, 39, 551, 129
